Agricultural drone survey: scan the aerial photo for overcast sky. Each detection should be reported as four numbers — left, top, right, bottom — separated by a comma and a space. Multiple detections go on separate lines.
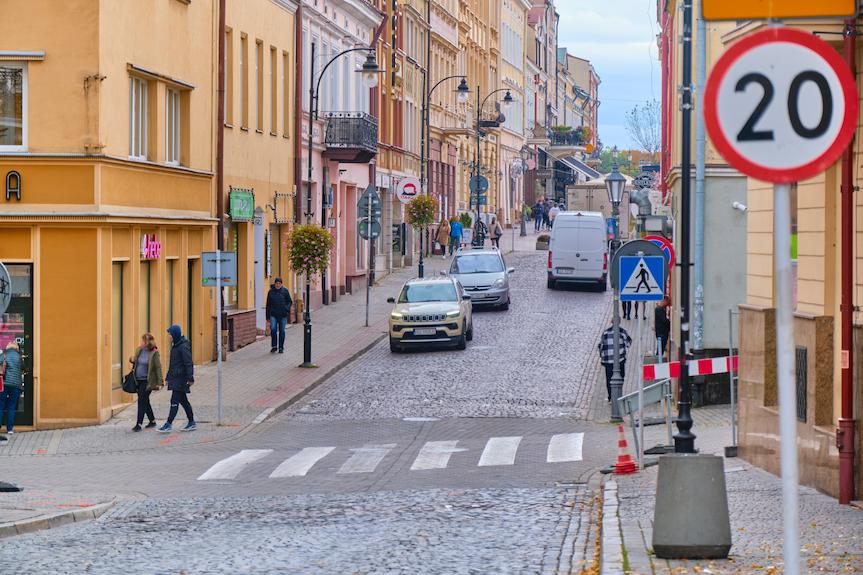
558, 0, 662, 150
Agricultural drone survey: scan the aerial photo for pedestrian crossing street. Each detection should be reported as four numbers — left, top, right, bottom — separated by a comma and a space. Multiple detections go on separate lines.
197, 433, 584, 481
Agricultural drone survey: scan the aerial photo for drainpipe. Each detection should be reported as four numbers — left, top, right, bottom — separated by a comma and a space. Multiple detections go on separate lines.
216, 0, 226, 249
693, 0, 706, 351
839, 18, 857, 505
294, 5, 304, 231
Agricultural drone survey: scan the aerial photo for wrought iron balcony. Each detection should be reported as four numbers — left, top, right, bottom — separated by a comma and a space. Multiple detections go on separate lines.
550, 131, 584, 147
322, 112, 378, 163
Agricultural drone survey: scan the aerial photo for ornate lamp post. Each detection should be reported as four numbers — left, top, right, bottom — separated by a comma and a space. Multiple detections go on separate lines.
417, 77, 469, 277
605, 163, 627, 420
303, 44, 382, 366
473, 88, 514, 245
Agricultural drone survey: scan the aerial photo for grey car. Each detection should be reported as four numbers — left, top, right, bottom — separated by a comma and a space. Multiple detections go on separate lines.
448, 247, 514, 310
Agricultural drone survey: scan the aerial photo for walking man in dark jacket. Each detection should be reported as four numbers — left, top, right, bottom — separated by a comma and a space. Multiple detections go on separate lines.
598, 323, 632, 402
266, 277, 293, 354
158, 325, 196, 433
654, 298, 671, 360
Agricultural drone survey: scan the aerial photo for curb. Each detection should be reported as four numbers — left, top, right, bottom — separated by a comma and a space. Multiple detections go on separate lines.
600, 480, 626, 575
0, 498, 116, 539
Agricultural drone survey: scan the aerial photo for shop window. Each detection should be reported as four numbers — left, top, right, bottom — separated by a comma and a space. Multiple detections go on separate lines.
111, 262, 125, 390
166, 89, 181, 164
139, 261, 151, 333
166, 259, 176, 329
227, 223, 240, 309
129, 76, 148, 159
187, 259, 195, 346
0, 63, 26, 150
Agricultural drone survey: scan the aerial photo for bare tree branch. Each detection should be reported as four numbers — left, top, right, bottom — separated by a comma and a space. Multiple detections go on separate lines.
624, 99, 661, 156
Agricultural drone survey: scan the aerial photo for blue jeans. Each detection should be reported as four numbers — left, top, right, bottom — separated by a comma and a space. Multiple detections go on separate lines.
449, 238, 460, 255
0, 387, 21, 432
270, 316, 287, 351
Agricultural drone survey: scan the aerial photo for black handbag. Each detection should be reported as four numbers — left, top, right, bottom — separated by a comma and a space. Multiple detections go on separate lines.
122, 371, 138, 394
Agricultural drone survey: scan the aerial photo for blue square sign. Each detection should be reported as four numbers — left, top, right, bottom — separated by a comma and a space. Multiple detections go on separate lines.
619, 256, 665, 301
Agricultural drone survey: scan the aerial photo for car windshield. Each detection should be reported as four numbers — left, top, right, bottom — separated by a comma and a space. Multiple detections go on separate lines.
450, 254, 504, 274
398, 283, 459, 303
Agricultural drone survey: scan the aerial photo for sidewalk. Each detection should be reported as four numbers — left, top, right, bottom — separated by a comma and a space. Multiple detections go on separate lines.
0, 489, 117, 539
600, 409, 863, 574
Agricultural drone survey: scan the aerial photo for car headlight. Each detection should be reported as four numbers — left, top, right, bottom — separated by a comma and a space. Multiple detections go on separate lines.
390, 312, 404, 320
446, 310, 461, 318
493, 278, 506, 288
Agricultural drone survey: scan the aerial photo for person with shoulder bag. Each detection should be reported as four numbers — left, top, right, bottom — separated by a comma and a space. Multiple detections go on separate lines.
0, 342, 24, 434
436, 219, 450, 259
158, 325, 196, 433
490, 216, 503, 248
129, 333, 163, 432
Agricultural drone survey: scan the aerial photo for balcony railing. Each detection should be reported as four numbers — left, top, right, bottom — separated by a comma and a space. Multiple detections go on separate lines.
550, 131, 584, 147
323, 111, 378, 163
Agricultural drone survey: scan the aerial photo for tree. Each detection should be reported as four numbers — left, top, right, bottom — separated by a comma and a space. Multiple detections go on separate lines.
624, 99, 661, 156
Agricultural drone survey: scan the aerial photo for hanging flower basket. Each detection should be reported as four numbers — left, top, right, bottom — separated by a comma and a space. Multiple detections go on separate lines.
285, 224, 334, 278
406, 195, 439, 230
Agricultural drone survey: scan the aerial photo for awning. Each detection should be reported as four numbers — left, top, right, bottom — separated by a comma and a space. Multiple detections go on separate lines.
557, 156, 600, 181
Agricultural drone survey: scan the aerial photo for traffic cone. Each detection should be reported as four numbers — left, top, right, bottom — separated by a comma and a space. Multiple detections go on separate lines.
613, 424, 638, 475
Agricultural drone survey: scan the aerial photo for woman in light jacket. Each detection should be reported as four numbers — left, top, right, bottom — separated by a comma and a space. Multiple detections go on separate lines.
129, 333, 163, 432
0, 341, 24, 434
436, 218, 450, 259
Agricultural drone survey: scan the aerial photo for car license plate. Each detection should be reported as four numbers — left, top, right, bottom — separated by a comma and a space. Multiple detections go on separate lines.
557, 268, 574, 275
414, 328, 437, 336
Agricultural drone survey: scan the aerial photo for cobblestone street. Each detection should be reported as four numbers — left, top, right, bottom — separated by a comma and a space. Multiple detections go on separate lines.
0, 244, 614, 574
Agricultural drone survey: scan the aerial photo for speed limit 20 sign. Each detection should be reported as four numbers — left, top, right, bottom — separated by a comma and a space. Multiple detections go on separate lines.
704, 28, 858, 183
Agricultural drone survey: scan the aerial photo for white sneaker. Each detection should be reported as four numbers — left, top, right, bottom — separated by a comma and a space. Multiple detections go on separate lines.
6, 431, 13, 435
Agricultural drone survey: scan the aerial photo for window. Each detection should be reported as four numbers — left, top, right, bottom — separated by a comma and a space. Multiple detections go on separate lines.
166, 89, 181, 164
139, 261, 151, 333
166, 259, 176, 329
240, 33, 248, 128
129, 76, 148, 159
0, 63, 26, 150
112, 262, 125, 390
283, 51, 291, 137
270, 46, 278, 135
256, 39, 264, 132
225, 28, 234, 124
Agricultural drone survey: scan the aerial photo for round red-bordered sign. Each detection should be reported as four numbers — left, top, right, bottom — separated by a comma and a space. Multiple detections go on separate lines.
704, 28, 858, 184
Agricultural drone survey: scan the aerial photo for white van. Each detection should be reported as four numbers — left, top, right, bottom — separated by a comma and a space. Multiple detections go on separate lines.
547, 211, 608, 290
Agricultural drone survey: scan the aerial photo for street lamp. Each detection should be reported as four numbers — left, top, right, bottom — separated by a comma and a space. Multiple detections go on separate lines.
417, 74, 471, 278
474, 87, 516, 246
303, 43, 382, 366
519, 148, 530, 237
605, 163, 626, 421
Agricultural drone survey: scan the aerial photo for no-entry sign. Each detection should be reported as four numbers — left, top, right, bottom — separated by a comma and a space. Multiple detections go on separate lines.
704, 28, 858, 183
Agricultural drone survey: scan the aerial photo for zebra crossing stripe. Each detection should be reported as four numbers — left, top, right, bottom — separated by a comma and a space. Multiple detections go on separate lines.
478, 436, 522, 467
197, 449, 273, 481
337, 444, 397, 474
268, 447, 336, 478
410, 440, 467, 470
546, 433, 584, 463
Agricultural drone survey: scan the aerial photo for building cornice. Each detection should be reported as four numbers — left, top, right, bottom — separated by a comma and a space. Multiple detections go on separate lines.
271, 0, 299, 14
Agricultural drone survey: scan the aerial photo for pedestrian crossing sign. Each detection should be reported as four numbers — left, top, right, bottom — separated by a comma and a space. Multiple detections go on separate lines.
619, 256, 665, 301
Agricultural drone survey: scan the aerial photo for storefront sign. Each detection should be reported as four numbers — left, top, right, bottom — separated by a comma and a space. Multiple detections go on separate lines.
229, 187, 255, 221
5, 171, 20, 201
140, 234, 162, 260
703, 0, 855, 21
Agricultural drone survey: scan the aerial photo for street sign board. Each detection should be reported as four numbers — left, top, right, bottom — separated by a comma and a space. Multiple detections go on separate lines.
396, 177, 421, 204
469, 175, 489, 194
0, 262, 11, 315
704, 28, 858, 184
471, 193, 488, 206
358, 185, 382, 221
703, 0, 856, 21
202, 251, 238, 287
619, 256, 665, 302
610, 239, 668, 290
358, 219, 382, 240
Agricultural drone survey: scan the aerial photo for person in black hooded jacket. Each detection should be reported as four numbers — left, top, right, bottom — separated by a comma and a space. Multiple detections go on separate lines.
266, 277, 293, 354
158, 325, 195, 433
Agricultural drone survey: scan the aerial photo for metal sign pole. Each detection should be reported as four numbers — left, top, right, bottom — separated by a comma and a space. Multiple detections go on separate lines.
774, 182, 800, 575
365, 197, 372, 327
216, 249, 223, 427
638, 307, 644, 469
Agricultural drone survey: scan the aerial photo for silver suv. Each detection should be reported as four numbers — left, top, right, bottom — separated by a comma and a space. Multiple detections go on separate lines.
448, 247, 514, 310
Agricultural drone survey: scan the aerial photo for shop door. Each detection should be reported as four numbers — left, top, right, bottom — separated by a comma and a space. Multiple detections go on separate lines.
254, 207, 265, 330
1, 264, 33, 426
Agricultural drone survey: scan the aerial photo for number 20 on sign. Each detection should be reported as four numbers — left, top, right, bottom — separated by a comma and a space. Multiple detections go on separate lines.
704, 27, 857, 183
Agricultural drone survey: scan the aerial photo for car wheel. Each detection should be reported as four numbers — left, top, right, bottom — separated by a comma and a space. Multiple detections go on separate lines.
466, 321, 474, 341
389, 338, 402, 353
547, 278, 556, 290
455, 333, 467, 350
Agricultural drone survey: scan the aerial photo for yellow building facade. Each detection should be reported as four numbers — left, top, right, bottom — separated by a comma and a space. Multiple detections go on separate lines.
0, 0, 218, 429
222, 0, 297, 345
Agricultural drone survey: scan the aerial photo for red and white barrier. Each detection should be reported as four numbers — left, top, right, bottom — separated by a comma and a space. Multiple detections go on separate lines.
642, 355, 738, 381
